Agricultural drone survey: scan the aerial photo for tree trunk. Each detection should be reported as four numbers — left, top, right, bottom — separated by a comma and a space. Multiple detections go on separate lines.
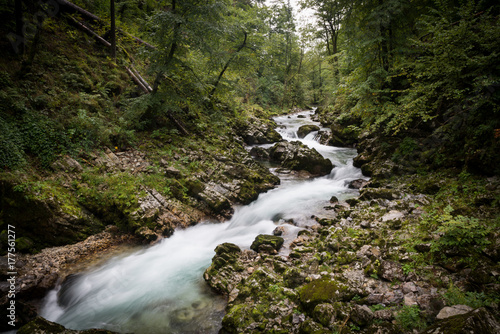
15, 0, 23, 54
110, 0, 116, 60
210, 31, 247, 97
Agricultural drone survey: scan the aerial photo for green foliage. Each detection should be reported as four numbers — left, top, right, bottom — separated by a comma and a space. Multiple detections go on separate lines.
422, 205, 491, 254
395, 305, 426, 331
0, 116, 26, 169
444, 283, 498, 309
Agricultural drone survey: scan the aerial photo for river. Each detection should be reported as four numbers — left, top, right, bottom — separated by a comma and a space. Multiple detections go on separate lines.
40, 109, 366, 333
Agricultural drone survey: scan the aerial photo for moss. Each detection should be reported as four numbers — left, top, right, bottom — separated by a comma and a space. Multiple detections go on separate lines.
250, 234, 284, 253
298, 277, 354, 311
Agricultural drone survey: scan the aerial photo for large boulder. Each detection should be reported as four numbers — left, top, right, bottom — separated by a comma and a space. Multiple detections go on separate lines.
297, 124, 320, 138
269, 141, 334, 176
250, 234, 284, 254
17, 316, 119, 334
235, 117, 282, 145
421, 307, 500, 334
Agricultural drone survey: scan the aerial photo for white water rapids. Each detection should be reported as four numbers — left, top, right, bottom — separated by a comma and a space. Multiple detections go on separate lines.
40, 110, 367, 333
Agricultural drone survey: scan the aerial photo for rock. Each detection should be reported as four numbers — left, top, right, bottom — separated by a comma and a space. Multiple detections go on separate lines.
379, 260, 405, 282
329, 196, 339, 203
273, 225, 287, 236
329, 123, 360, 148
269, 141, 334, 176
348, 179, 369, 189
51, 156, 83, 173
422, 307, 500, 334
312, 303, 336, 327
297, 124, 320, 138
298, 319, 328, 334
165, 166, 182, 178
17, 316, 120, 333
135, 226, 158, 243
284, 267, 307, 288
250, 234, 284, 253
359, 188, 401, 201
415, 243, 431, 253
298, 277, 354, 311
236, 117, 282, 145
360, 221, 371, 229
436, 305, 474, 320
351, 305, 374, 326
0, 299, 36, 331
249, 146, 270, 160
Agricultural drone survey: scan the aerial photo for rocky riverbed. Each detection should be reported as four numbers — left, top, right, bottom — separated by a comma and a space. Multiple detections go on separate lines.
4, 109, 500, 334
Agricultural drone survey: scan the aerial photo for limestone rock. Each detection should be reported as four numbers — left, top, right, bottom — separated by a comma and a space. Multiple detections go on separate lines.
422, 307, 500, 334
269, 141, 334, 176
379, 260, 405, 282
297, 124, 320, 138
436, 305, 474, 320
250, 234, 284, 253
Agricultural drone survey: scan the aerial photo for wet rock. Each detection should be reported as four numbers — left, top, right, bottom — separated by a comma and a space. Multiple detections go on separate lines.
250, 234, 284, 253
422, 307, 500, 334
249, 146, 270, 160
273, 226, 287, 236
436, 305, 473, 320
0, 299, 37, 331
17, 316, 120, 333
236, 117, 282, 145
269, 141, 334, 176
329, 196, 339, 203
348, 179, 369, 189
297, 124, 320, 138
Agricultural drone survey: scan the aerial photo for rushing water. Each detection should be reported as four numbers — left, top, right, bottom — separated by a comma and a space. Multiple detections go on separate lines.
40, 109, 366, 333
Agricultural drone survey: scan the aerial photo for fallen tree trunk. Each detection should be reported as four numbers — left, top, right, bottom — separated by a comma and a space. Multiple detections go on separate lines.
130, 65, 152, 92
58, 0, 155, 49
67, 16, 111, 47
57, 0, 100, 21
125, 67, 149, 93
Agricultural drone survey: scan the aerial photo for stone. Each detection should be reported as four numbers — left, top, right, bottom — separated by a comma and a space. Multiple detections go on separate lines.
269, 141, 334, 176
298, 277, 354, 311
422, 308, 500, 334
312, 303, 336, 327
273, 225, 287, 236
297, 124, 320, 138
250, 234, 284, 253
249, 146, 270, 160
351, 305, 374, 326
436, 305, 474, 320
51, 156, 83, 173
348, 179, 369, 189
17, 316, 120, 333
165, 166, 182, 178
379, 260, 404, 282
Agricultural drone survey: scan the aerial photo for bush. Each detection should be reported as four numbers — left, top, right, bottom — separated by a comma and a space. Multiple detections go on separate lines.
395, 305, 426, 332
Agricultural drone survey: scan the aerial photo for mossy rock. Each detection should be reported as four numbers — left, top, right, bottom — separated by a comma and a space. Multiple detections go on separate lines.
17, 316, 119, 334
312, 303, 336, 327
297, 125, 320, 138
298, 319, 330, 334
420, 307, 500, 334
250, 234, 284, 253
298, 277, 355, 312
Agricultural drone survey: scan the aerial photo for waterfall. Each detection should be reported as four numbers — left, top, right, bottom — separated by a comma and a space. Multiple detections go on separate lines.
40, 110, 367, 334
